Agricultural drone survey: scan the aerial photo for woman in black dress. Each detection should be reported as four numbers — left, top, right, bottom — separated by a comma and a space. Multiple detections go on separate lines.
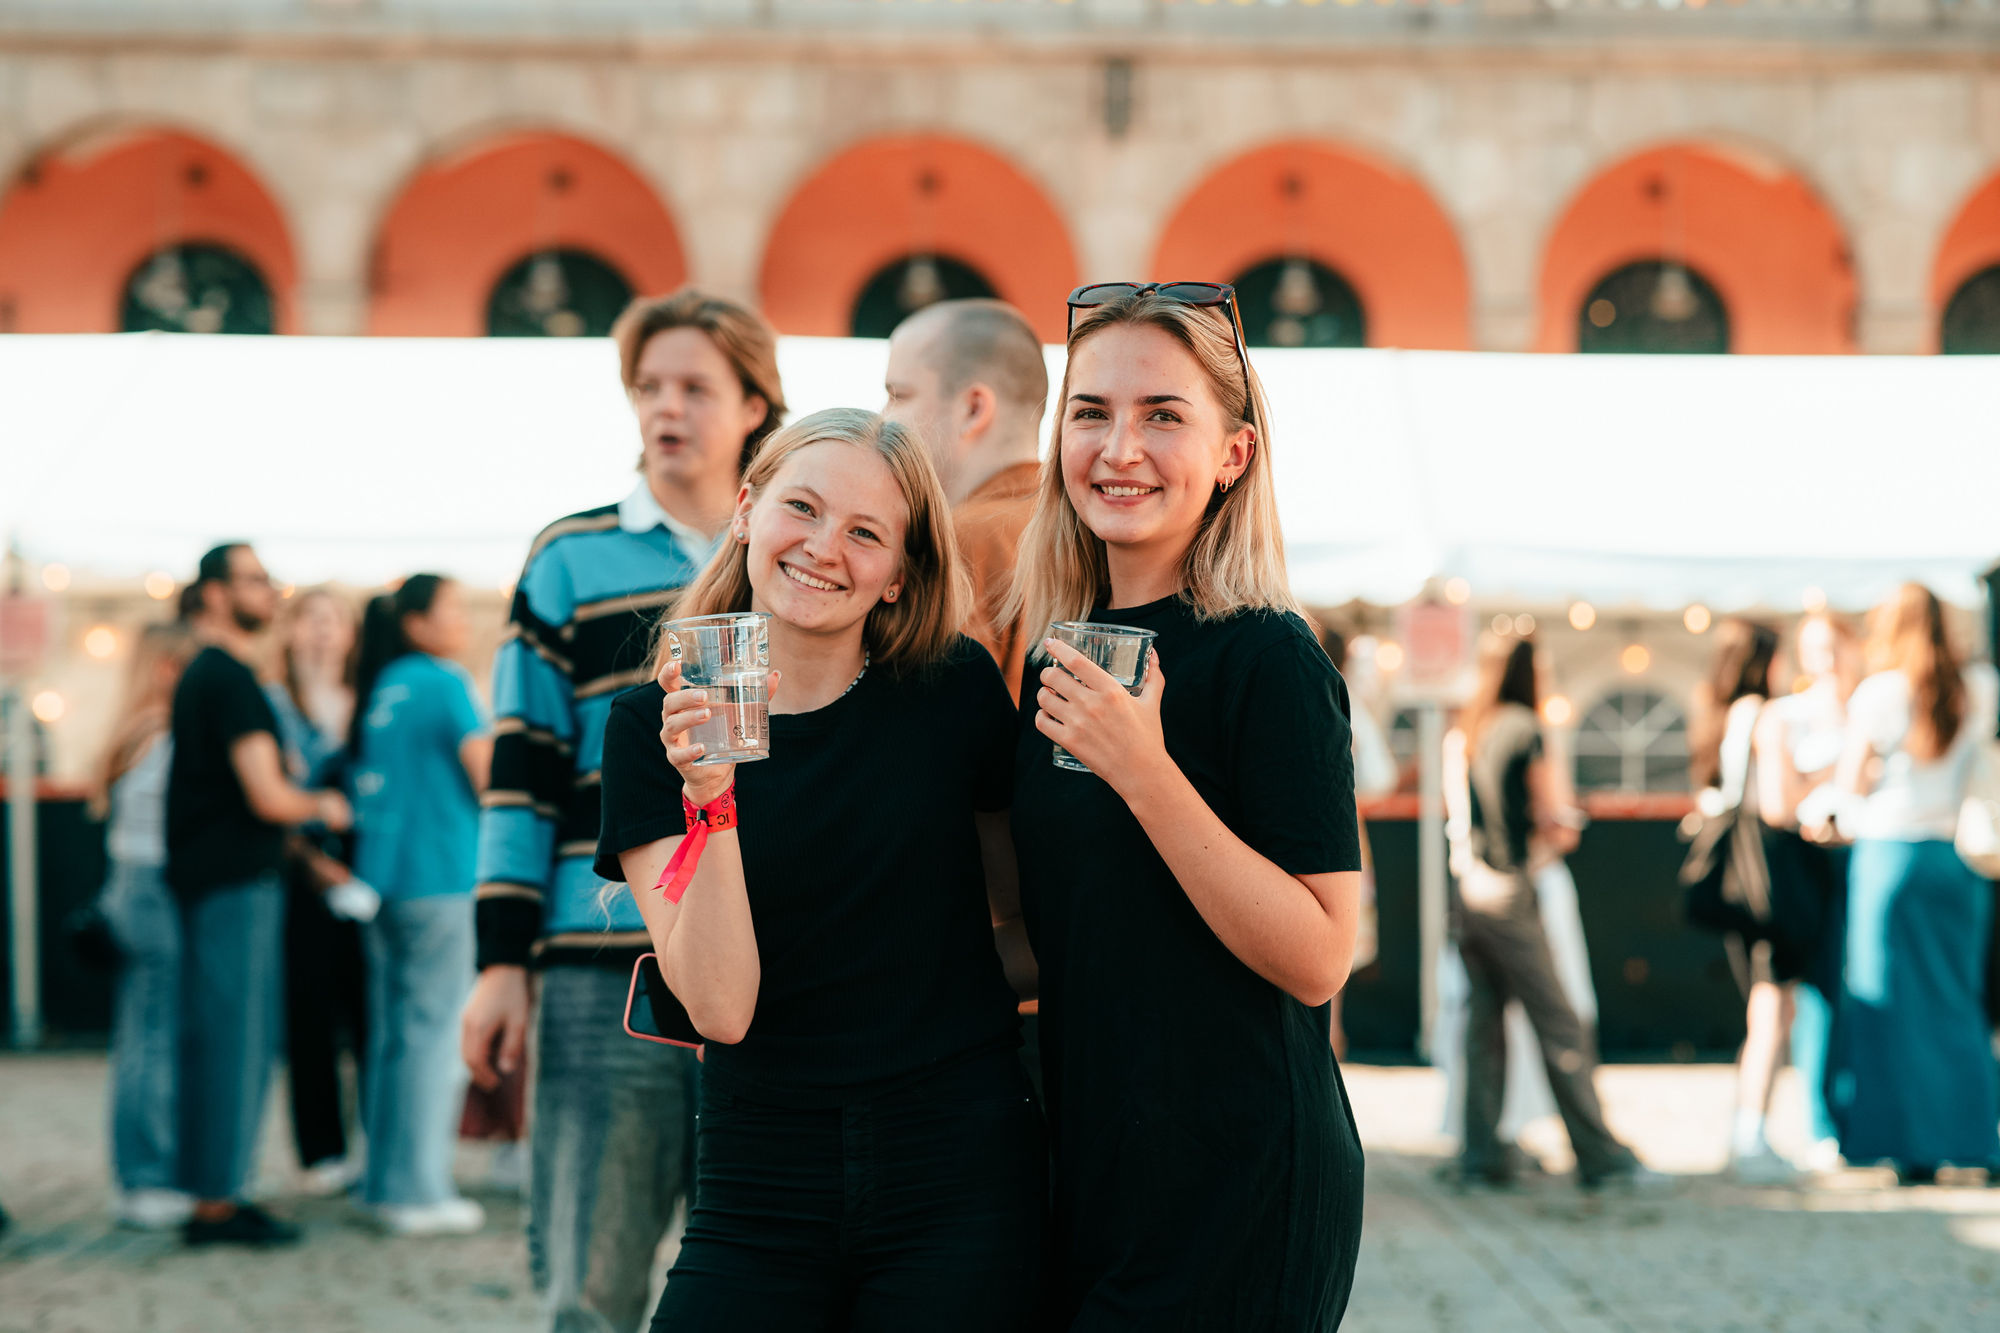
1008, 284, 1366, 1331
597, 407, 1044, 1332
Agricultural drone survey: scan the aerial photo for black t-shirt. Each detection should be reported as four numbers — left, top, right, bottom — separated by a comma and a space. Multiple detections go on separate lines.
166, 645, 287, 896
1011, 596, 1365, 1330
1467, 703, 1543, 874
596, 636, 1022, 1108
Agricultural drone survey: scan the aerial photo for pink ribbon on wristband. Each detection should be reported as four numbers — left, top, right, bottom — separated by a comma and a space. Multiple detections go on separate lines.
655, 785, 737, 904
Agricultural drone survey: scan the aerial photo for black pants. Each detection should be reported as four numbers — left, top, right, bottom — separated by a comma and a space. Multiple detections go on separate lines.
283, 873, 368, 1169
652, 1047, 1047, 1333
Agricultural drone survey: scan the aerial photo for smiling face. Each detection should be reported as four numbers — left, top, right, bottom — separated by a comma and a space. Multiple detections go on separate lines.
1059, 322, 1253, 568
737, 440, 909, 639
630, 326, 769, 492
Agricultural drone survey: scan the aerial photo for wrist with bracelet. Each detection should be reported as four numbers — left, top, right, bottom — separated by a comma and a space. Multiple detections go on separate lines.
654, 784, 737, 903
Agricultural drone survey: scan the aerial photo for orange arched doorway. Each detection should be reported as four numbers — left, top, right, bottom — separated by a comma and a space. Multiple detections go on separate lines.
1151, 140, 1470, 350
1536, 142, 1855, 354
0, 125, 297, 333
368, 130, 686, 336
759, 135, 1080, 343
1933, 171, 2000, 353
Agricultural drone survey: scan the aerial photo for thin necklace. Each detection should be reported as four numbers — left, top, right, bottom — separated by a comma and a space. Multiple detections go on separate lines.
839, 650, 870, 699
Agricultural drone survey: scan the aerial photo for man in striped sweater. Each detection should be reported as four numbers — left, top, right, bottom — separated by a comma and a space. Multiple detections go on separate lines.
461, 289, 784, 1333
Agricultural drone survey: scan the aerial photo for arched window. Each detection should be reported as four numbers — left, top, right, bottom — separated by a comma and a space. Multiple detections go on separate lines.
1941, 265, 2000, 355
1578, 260, 1729, 354
1230, 257, 1366, 349
1574, 689, 1690, 792
849, 255, 995, 339
486, 249, 633, 338
120, 243, 274, 334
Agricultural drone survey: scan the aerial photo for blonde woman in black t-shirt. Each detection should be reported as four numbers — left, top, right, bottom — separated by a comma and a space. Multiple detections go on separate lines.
596, 407, 1043, 1332
1005, 285, 1364, 1331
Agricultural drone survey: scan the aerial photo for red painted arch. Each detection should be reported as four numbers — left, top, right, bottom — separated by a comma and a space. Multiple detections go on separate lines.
369, 130, 686, 336
0, 125, 297, 333
1151, 140, 1470, 350
1932, 170, 2000, 348
759, 135, 1080, 343
1536, 142, 1855, 354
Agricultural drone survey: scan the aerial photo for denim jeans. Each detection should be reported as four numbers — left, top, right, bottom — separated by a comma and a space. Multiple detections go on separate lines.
652, 1047, 1046, 1332
176, 874, 286, 1202
531, 964, 699, 1333
361, 895, 475, 1207
102, 860, 182, 1194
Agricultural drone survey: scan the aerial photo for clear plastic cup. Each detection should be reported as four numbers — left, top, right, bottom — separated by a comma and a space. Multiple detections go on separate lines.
661, 612, 771, 766
1045, 621, 1157, 773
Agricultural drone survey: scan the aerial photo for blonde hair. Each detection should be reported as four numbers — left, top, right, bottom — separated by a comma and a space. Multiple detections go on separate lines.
1006, 292, 1302, 641
612, 287, 788, 472
652, 407, 970, 677
1866, 582, 1966, 761
90, 622, 199, 817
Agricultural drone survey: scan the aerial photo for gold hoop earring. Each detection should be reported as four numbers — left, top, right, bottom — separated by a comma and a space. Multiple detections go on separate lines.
1219, 477, 1234, 493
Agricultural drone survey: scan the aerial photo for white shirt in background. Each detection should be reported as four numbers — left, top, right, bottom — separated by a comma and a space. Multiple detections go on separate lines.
1846, 663, 1998, 843
106, 734, 172, 868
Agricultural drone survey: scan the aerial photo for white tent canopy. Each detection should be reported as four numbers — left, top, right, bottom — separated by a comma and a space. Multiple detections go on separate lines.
3, 333, 1994, 609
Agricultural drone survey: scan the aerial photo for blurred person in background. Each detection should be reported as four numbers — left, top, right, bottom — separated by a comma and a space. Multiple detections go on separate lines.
1317, 624, 1393, 1058
1690, 617, 1812, 1183
1756, 610, 1863, 1171
169, 543, 353, 1246
267, 587, 371, 1197
459, 289, 785, 1333
882, 297, 1048, 700
1827, 583, 1999, 1183
351, 576, 492, 1235
1444, 633, 1657, 1193
882, 297, 1050, 1097
91, 622, 199, 1229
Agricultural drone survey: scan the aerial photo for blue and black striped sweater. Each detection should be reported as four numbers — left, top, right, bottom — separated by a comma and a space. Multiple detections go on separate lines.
474, 499, 706, 971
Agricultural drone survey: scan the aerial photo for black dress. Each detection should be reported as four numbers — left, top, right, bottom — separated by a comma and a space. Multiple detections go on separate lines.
1012, 597, 1366, 1332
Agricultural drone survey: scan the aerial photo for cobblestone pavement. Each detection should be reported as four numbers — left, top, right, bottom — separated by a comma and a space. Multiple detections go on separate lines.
3, 1053, 1997, 1331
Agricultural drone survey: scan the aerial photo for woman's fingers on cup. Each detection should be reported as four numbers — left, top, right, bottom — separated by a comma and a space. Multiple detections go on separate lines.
666, 741, 707, 770
657, 658, 684, 692
1043, 637, 1120, 693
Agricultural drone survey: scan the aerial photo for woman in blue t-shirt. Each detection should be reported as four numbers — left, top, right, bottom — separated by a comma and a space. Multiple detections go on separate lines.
350, 574, 493, 1235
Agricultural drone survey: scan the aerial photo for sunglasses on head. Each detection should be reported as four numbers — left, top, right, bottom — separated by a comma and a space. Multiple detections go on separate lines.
1065, 281, 1253, 404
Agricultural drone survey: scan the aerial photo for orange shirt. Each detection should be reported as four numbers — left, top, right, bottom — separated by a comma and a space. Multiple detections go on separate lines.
952, 460, 1041, 703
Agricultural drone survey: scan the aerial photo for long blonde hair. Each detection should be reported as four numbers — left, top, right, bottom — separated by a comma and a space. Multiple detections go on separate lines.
1007, 292, 1301, 641
90, 622, 198, 817
652, 407, 969, 677
1866, 582, 1966, 761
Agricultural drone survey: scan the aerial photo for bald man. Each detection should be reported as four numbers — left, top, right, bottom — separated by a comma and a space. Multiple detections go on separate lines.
883, 298, 1048, 701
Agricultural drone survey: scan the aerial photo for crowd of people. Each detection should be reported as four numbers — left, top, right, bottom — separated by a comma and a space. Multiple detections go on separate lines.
72, 278, 1999, 1332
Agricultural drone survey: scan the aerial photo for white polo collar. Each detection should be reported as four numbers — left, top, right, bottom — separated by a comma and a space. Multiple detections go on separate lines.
620, 482, 714, 568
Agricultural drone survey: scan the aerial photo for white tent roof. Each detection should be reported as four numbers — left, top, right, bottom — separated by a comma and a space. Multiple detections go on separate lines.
3, 333, 1994, 609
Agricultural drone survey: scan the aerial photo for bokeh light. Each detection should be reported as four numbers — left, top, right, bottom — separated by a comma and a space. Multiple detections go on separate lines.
1568, 602, 1596, 631
1375, 639, 1405, 673
1620, 643, 1651, 674
1683, 604, 1712, 634
144, 572, 176, 600
83, 626, 120, 660
40, 564, 70, 592
30, 690, 65, 723
1542, 694, 1574, 726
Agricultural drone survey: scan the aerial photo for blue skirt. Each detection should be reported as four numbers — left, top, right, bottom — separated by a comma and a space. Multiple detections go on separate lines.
1834, 839, 2000, 1169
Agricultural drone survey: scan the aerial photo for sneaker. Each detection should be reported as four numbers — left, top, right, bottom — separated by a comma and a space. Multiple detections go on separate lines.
1802, 1137, 1845, 1174
485, 1140, 527, 1195
375, 1198, 485, 1237
1729, 1147, 1801, 1186
1582, 1164, 1679, 1197
299, 1156, 365, 1197
183, 1203, 303, 1247
115, 1189, 196, 1230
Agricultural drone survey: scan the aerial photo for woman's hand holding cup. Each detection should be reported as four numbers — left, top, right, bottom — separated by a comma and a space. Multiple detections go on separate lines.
658, 659, 779, 807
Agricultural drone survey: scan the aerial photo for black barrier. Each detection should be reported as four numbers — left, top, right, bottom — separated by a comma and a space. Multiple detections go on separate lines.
1336, 818, 1746, 1061
5, 799, 1746, 1056
0, 795, 113, 1042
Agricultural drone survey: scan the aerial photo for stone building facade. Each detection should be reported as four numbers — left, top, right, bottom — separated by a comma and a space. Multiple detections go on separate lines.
1, 0, 1997, 352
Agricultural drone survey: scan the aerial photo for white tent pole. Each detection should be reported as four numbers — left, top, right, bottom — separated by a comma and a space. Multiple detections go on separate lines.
1416, 701, 1446, 1062
4, 541, 41, 1050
